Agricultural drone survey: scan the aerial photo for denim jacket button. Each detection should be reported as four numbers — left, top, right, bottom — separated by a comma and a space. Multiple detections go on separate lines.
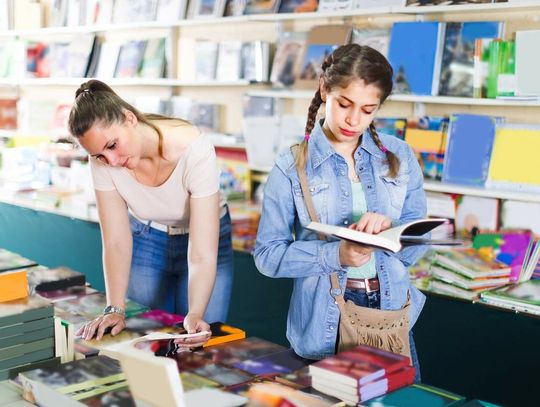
344, 220, 349, 225
309, 187, 315, 192
344, 191, 349, 196
340, 170, 345, 176
367, 185, 372, 189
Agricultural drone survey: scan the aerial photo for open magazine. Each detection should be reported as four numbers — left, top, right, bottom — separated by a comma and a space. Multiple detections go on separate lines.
306, 218, 461, 254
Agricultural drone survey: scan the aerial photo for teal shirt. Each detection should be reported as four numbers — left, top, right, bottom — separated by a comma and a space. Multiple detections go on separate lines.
348, 181, 377, 279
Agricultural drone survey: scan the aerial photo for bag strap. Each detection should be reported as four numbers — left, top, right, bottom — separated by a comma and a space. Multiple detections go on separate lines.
293, 146, 345, 304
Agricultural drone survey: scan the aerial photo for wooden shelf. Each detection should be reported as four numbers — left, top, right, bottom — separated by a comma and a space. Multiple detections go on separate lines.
2, 2, 539, 37
424, 181, 540, 203
246, 89, 540, 106
0, 78, 253, 87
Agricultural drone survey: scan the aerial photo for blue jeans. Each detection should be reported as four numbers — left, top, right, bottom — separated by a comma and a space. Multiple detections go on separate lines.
344, 288, 421, 383
127, 207, 234, 323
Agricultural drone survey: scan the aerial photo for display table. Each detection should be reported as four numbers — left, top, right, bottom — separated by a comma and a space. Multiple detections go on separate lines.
0, 201, 536, 406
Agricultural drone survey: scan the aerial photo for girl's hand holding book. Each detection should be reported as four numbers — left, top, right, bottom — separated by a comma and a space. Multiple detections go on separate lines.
354, 212, 392, 234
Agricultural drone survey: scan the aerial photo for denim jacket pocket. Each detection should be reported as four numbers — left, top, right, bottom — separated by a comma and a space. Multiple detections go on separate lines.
293, 182, 329, 224
380, 174, 409, 211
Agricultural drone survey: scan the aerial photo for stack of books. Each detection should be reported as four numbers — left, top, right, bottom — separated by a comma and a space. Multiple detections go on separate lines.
481, 279, 540, 316
0, 295, 58, 380
308, 345, 416, 404
18, 355, 127, 405
429, 248, 512, 300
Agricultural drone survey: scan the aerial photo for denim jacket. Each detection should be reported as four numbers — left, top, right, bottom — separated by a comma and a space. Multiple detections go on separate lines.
254, 121, 428, 360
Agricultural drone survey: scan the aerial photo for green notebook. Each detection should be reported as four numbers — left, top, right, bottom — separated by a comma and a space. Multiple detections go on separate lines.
364, 383, 464, 407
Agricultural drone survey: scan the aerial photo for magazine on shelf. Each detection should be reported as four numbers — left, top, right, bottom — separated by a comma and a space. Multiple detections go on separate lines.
306, 218, 460, 253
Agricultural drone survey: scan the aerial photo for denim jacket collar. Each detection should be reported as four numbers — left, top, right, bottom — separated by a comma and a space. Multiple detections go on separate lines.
309, 121, 385, 169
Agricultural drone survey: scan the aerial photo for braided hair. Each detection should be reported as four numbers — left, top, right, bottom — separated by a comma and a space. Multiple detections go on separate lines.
297, 43, 399, 178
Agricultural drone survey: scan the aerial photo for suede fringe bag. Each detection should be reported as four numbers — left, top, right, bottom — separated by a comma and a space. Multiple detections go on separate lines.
295, 152, 412, 362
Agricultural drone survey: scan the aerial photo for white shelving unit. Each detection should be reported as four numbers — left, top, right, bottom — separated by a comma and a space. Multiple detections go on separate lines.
424, 181, 540, 204
0, 78, 254, 87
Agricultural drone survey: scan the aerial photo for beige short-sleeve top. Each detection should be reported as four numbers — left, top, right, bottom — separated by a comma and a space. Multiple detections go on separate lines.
90, 134, 219, 229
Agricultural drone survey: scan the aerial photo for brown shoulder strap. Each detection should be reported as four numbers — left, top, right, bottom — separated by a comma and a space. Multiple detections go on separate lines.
292, 146, 345, 302
293, 146, 320, 224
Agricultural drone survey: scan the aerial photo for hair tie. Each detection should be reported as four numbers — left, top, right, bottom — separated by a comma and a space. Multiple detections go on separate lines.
380, 145, 388, 154
304, 133, 310, 142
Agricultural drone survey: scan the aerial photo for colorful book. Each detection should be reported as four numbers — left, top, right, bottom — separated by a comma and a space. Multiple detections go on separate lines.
309, 345, 411, 388
0, 249, 37, 272
0, 295, 53, 328
430, 265, 509, 291
442, 114, 497, 187
434, 248, 512, 279
481, 279, 540, 315
311, 365, 416, 404
388, 21, 445, 96
363, 383, 465, 406
438, 21, 503, 97
0, 269, 28, 302
27, 266, 85, 293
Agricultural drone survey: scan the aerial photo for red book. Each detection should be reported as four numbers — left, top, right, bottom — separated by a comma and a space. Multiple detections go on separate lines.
312, 365, 416, 404
309, 345, 410, 387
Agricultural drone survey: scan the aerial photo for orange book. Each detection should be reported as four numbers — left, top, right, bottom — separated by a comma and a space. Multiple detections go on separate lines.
204, 322, 246, 347
0, 269, 29, 302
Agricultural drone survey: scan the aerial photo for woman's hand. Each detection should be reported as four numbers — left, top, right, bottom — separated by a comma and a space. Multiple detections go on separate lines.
338, 213, 391, 267
76, 313, 126, 341
355, 212, 392, 234
175, 312, 211, 348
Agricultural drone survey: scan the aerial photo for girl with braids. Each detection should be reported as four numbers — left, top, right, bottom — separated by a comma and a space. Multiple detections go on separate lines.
254, 44, 427, 380
68, 80, 233, 346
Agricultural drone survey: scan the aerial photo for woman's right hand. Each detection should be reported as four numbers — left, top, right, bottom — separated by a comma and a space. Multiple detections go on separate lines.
339, 240, 374, 267
76, 313, 126, 341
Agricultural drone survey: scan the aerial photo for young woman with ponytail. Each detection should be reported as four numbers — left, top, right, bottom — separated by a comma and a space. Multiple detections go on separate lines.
254, 44, 427, 380
68, 80, 233, 347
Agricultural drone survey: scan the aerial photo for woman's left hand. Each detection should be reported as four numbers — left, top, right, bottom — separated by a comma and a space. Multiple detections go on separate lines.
355, 212, 392, 234
175, 312, 211, 348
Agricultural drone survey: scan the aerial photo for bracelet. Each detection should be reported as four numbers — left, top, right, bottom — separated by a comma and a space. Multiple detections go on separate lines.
103, 305, 125, 316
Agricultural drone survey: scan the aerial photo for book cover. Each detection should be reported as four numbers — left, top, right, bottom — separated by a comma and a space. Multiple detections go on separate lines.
311, 365, 416, 403
296, 25, 352, 88
199, 337, 286, 365
27, 266, 85, 293
454, 195, 499, 235
243, 0, 281, 15
270, 33, 305, 87
442, 114, 497, 186
139, 37, 166, 79
19, 355, 124, 397
487, 124, 540, 190
515, 30, 540, 97
306, 218, 456, 253
484, 277, 540, 306
388, 21, 445, 95
139, 309, 185, 326
0, 249, 38, 272
216, 41, 243, 81
180, 371, 220, 391
37, 286, 98, 303
194, 40, 218, 81
363, 383, 465, 406
55, 292, 149, 319
430, 265, 509, 291
114, 40, 146, 78
374, 117, 407, 140
438, 21, 503, 97
0, 324, 54, 350
241, 41, 270, 82
67, 34, 96, 78
434, 248, 511, 279
278, 0, 318, 13
232, 349, 308, 375
191, 363, 254, 386
0, 295, 53, 328
309, 345, 410, 388
0, 337, 55, 363
351, 27, 391, 58
0, 269, 28, 302
0, 98, 18, 130
156, 0, 189, 22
